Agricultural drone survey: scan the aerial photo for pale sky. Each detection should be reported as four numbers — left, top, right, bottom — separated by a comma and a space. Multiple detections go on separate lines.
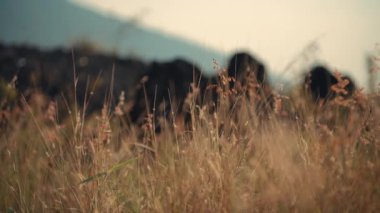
72, 0, 380, 88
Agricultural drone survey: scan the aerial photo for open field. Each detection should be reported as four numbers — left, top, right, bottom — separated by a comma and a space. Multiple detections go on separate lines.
2, 0, 379, 211
1, 74, 380, 212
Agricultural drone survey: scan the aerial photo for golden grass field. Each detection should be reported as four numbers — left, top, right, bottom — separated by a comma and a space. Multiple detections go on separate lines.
1, 68, 380, 212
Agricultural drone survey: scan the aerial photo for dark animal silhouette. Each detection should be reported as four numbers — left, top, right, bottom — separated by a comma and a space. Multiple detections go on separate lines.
305, 65, 356, 102
72, 51, 147, 114
129, 58, 203, 130
227, 52, 267, 89
0, 44, 146, 116
226, 52, 273, 116
340, 75, 356, 97
0, 44, 43, 96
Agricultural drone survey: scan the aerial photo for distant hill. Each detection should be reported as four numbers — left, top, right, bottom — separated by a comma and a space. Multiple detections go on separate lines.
0, 0, 225, 72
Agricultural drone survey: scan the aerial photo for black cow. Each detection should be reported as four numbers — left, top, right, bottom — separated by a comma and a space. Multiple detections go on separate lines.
72, 52, 146, 114
0, 44, 44, 97
304, 65, 356, 102
0, 44, 147, 117
226, 52, 273, 116
340, 75, 356, 97
129, 58, 204, 130
227, 52, 267, 90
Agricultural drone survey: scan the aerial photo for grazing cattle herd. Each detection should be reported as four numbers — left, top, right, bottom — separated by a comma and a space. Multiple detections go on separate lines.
0, 44, 357, 130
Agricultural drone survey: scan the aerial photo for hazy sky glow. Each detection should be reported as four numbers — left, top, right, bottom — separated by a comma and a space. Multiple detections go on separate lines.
72, 0, 380, 88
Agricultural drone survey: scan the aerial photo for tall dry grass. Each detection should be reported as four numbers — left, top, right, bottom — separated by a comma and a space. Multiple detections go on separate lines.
0, 71, 380, 212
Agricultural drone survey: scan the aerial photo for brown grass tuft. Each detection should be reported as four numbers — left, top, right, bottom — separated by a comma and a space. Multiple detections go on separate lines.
1, 69, 380, 212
